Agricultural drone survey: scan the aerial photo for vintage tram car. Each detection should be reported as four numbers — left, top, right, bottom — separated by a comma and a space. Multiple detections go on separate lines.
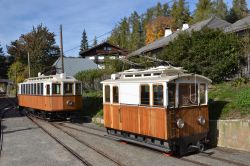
101, 66, 211, 155
18, 73, 82, 119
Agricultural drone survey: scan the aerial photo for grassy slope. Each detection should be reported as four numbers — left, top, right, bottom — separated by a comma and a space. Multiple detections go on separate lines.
208, 82, 250, 120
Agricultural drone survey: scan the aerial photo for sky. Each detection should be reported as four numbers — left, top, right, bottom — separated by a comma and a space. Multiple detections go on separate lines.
0, 0, 249, 56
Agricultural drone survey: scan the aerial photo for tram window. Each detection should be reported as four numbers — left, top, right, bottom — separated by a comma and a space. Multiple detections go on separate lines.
153, 85, 163, 106
31, 84, 33, 95
140, 85, 150, 105
200, 84, 206, 104
64, 83, 73, 94
34, 84, 37, 95
52, 84, 61, 95
75, 83, 81, 95
105, 85, 110, 102
46, 84, 50, 95
25, 84, 27, 94
37, 83, 40, 95
28, 84, 30, 94
168, 83, 176, 108
113, 86, 119, 103
179, 83, 198, 107
41, 83, 44, 95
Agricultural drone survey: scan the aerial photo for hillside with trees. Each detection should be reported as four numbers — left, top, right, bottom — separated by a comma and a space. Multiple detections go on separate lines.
107, 0, 248, 52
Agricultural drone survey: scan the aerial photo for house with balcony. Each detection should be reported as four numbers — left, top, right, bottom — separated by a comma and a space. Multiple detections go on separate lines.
79, 41, 128, 69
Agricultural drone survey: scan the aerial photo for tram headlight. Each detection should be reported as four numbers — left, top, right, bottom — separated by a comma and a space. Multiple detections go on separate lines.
66, 100, 74, 106
197, 116, 206, 125
176, 118, 185, 129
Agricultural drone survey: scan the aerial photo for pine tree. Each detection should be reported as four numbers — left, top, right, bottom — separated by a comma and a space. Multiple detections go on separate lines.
227, 0, 248, 23
93, 36, 98, 47
171, 0, 190, 28
162, 3, 171, 16
80, 29, 88, 54
192, 0, 214, 23
129, 11, 141, 51
213, 0, 227, 19
119, 17, 130, 49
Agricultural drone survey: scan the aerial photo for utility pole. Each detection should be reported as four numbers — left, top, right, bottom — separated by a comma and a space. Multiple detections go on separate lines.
60, 24, 64, 73
28, 52, 31, 77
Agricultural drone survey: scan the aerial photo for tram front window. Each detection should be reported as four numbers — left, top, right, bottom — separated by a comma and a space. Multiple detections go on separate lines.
52, 84, 61, 95
64, 83, 73, 94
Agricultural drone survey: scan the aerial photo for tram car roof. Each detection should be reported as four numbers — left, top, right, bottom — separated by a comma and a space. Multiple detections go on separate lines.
20, 73, 80, 83
101, 66, 212, 84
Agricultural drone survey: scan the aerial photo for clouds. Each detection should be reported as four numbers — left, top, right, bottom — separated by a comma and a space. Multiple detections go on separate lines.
0, 0, 249, 56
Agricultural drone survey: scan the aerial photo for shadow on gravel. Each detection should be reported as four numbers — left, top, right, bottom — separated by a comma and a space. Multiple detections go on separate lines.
3, 127, 39, 134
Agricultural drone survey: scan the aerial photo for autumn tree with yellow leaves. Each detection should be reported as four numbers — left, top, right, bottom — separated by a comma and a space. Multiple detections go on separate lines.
145, 16, 174, 45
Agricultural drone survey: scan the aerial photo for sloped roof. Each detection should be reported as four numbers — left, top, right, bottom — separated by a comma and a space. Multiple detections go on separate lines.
53, 57, 98, 76
128, 16, 231, 57
80, 41, 127, 56
225, 15, 250, 33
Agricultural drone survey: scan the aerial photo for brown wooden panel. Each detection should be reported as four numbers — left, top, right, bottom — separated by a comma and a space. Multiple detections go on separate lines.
171, 106, 209, 138
18, 95, 82, 112
121, 105, 139, 134
103, 104, 111, 128
104, 104, 168, 140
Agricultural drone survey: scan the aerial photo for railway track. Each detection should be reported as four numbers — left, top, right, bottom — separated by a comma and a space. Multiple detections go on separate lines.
52, 123, 125, 166
27, 115, 92, 166
28, 115, 124, 166
60, 122, 250, 166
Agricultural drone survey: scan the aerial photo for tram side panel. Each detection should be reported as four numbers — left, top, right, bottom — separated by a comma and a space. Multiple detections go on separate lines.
18, 95, 82, 111
104, 104, 168, 140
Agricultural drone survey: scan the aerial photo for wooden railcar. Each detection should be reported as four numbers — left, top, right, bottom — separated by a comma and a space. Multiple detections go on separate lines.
101, 66, 211, 155
18, 73, 82, 120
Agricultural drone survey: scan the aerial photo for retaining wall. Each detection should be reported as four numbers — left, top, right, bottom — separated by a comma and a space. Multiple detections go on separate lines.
209, 120, 250, 152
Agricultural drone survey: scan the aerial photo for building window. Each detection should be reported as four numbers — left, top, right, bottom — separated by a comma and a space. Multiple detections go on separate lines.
140, 85, 150, 105
52, 84, 61, 95
46, 84, 50, 95
105, 85, 110, 102
168, 83, 175, 108
179, 83, 198, 107
200, 84, 206, 105
75, 83, 82, 95
153, 85, 163, 106
64, 83, 73, 94
113, 86, 119, 103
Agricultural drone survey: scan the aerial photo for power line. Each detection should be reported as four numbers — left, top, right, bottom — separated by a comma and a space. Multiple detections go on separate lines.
64, 30, 113, 53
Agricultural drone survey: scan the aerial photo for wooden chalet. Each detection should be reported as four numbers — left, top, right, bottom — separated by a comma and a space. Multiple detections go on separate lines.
79, 42, 128, 69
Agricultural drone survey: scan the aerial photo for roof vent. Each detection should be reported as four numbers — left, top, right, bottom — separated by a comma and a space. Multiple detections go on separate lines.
164, 28, 172, 37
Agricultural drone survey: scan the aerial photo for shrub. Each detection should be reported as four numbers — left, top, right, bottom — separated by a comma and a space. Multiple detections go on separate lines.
159, 28, 245, 83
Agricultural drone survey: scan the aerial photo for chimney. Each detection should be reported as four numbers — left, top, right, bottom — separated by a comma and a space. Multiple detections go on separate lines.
164, 28, 172, 37
182, 23, 189, 31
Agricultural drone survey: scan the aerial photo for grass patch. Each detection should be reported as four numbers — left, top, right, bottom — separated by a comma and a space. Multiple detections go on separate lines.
208, 82, 250, 120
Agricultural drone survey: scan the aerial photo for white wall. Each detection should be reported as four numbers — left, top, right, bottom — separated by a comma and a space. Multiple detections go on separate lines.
120, 83, 140, 105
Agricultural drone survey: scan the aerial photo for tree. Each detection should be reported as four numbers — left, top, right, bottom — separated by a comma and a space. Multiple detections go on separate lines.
192, 0, 214, 23
7, 61, 28, 84
227, 0, 248, 23
145, 16, 174, 44
92, 36, 98, 47
159, 29, 244, 83
80, 29, 88, 54
0, 43, 8, 78
171, 0, 190, 28
7, 24, 60, 77
129, 11, 141, 51
213, 0, 228, 19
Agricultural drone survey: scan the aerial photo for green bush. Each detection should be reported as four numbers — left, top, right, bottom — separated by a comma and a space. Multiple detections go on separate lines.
159, 28, 245, 83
